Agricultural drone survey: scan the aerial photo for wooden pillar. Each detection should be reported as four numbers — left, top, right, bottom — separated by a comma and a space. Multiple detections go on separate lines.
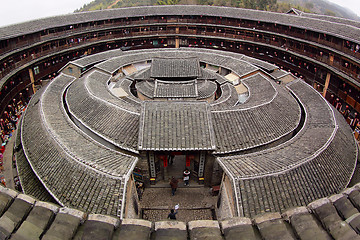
175, 27, 180, 48
323, 72, 331, 98
198, 151, 206, 184
329, 55, 334, 66
28, 68, 36, 94
148, 151, 156, 184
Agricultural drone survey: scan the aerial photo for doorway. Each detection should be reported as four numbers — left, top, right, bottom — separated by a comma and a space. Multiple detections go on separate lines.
166, 154, 187, 180
150, 151, 203, 185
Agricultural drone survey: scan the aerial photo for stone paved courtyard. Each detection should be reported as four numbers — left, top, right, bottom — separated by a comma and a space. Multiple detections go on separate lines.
140, 187, 218, 222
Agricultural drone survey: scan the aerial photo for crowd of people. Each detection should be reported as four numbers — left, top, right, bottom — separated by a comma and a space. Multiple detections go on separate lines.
0, 90, 29, 187
330, 95, 360, 136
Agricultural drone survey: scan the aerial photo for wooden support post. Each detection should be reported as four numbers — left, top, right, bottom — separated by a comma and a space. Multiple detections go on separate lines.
175, 27, 180, 48
149, 151, 156, 184
329, 55, 334, 66
323, 72, 331, 98
28, 68, 36, 94
198, 152, 206, 184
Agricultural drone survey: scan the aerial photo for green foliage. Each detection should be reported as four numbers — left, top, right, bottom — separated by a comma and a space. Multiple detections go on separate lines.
195, 0, 277, 10
324, 9, 336, 16
304, 2, 313, 10
111, 0, 153, 8
74, 0, 360, 21
75, 0, 115, 12
77, 0, 277, 10
156, 0, 180, 5
272, 2, 311, 13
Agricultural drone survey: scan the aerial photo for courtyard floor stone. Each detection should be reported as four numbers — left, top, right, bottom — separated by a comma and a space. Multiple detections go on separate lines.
140, 187, 218, 222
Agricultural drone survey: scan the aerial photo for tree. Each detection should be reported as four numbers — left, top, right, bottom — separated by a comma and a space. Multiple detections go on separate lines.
305, 2, 313, 10
324, 9, 336, 16
156, 0, 179, 4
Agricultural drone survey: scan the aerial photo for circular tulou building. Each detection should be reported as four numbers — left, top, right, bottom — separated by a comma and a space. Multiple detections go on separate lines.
0, 5, 360, 239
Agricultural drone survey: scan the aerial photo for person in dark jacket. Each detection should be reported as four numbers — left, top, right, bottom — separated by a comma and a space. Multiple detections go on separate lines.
170, 177, 178, 196
167, 209, 177, 220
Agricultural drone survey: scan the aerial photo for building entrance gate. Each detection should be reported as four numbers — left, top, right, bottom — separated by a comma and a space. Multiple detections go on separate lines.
148, 151, 206, 185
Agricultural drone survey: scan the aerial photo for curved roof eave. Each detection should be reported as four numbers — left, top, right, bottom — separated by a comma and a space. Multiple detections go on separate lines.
0, 6, 360, 44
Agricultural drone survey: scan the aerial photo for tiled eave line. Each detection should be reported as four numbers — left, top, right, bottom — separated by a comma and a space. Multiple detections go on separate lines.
216, 158, 242, 217
137, 102, 146, 151
218, 79, 339, 180
212, 72, 278, 112
65, 101, 140, 154
41, 73, 137, 179
211, 74, 302, 155
85, 70, 140, 115
210, 84, 238, 107
1, 6, 360, 44
41, 73, 138, 218
20, 85, 64, 206
2, 32, 358, 91
138, 101, 216, 151
196, 80, 217, 100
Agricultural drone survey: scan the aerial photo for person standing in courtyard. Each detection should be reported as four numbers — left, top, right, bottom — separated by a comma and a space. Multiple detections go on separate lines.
183, 168, 190, 186
167, 209, 177, 220
170, 176, 178, 196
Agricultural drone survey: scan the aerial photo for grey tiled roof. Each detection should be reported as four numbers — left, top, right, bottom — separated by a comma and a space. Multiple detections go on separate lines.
134, 60, 220, 83
217, 80, 357, 217
212, 83, 300, 154
214, 74, 228, 85
269, 69, 290, 79
15, 124, 56, 203
66, 73, 140, 152
22, 91, 116, 214
86, 70, 141, 112
21, 74, 138, 216
95, 48, 259, 78
299, 11, 360, 29
218, 80, 335, 177
117, 77, 143, 105
15, 147, 56, 203
134, 67, 152, 80
1, 6, 360, 44
179, 48, 259, 78
242, 56, 278, 71
135, 80, 155, 99
197, 80, 217, 99
150, 57, 201, 79
198, 68, 217, 80
210, 83, 239, 110
44, 74, 138, 176
2, 184, 360, 239
71, 49, 124, 68
138, 101, 216, 151
15, 46, 359, 226
136, 78, 215, 100
238, 73, 277, 109
154, 80, 198, 98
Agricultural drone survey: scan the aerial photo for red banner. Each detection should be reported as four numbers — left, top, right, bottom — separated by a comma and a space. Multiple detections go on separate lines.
160, 155, 168, 167
186, 155, 194, 167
